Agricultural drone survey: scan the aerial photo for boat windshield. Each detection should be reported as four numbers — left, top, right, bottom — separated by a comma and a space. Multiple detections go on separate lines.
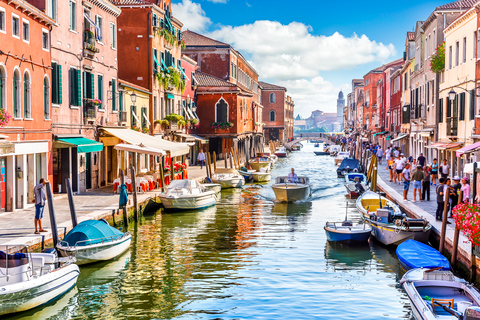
167, 180, 200, 189
275, 176, 308, 184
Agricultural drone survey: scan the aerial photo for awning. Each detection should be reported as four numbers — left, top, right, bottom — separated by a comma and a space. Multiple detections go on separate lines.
101, 128, 190, 157
0, 139, 15, 155
55, 137, 104, 153
182, 105, 192, 120
391, 134, 409, 142
374, 131, 388, 136
426, 142, 463, 150
174, 133, 208, 144
114, 143, 166, 156
464, 162, 480, 174
420, 128, 434, 137
167, 93, 175, 99
132, 111, 140, 124
456, 141, 480, 157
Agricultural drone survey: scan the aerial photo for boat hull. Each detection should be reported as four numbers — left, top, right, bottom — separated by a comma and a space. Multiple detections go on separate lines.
274, 152, 287, 158
213, 178, 245, 189
202, 183, 222, 194
0, 264, 79, 316
57, 235, 132, 265
249, 162, 271, 172
272, 184, 311, 202
314, 151, 329, 156
324, 226, 371, 243
368, 221, 431, 246
159, 192, 217, 211
252, 173, 271, 182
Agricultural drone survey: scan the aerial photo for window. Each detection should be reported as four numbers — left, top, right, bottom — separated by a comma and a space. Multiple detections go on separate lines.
119, 90, 124, 112
404, 73, 408, 91
22, 20, 29, 42
68, 67, 81, 107
432, 30, 435, 55
215, 98, 228, 122
12, 15, 19, 38
48, 0, 57, 20
97, 75, 103, 109
111, 78, 116, 111
269, 110, 276, 122
0, 66, 5, 110
23, 71, 31, 118
470, 90, 475, 120
269, 92, 276, 103
153, 48, 158, 73
131, 105, 137, 126
51, 62, 62, 105
478, 30, 480, 59
459, 92, 465, 121
95, 15, 102, 42
449, 45, 453, 69
42, 29, 49, 50
141, 107, 147, 128
439, 98, 443, 123
44, 76, 50, 120
110, 23, 116, 49
463, 37, 467, 63
69, 1, 76, 31
0, 8, 5, 33
13, 69, 21, 118
456, 41, 459, 66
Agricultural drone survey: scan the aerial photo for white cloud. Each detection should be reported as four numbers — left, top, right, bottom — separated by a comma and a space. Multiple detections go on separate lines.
207, 0, 227, 3
172, 0, 211, 32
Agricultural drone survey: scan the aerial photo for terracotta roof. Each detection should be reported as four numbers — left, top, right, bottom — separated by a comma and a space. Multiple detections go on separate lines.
258, 81, 286, 91
183, 30, 230, 47
436, 0, 478, 10
195, 72, 236, 87
407, 32, 415, 41
111, 0, 149, 5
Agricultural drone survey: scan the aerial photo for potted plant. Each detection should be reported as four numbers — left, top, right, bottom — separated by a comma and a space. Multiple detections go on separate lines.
0, 108, 12, 127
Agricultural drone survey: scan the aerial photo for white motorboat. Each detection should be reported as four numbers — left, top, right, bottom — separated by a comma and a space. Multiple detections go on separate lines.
274, 148, 287, 158
251, 170, 272, 182
57, 220, 132, 265
202, 183, 222, 194
249, 157, 272, 172
401, 268, 480, 319
329, 145, 341, 156
271, 176, 312, 202
0, 244, 79, 316
159, 179, 217, 211
334, 151, 350, 165
211, 168, 245, 189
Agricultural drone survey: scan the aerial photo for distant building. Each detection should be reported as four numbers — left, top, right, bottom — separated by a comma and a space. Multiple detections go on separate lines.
337, 91, 345, 131
304, 110, 338, 132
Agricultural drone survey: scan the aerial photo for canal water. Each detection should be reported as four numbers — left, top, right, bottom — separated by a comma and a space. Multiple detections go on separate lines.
11, 143, 413, 320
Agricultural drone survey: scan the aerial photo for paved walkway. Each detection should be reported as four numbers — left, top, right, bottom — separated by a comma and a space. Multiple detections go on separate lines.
0, 162, 215, 248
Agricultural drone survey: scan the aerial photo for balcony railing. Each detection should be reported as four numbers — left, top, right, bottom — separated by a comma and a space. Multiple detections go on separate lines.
84, 102, 96, 121
84, 30, 99, 57
119, 111, 127, 123
446, 118, 458, 136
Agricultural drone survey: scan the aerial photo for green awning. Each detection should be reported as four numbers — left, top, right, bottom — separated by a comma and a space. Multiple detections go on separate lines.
56, 137, 104, 153
386, 135, 392, 140
373, 131, 388, 137
167, 93, 175, 99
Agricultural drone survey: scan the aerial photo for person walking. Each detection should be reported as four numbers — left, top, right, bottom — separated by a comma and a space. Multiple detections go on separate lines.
436, 178, 447, 221
197, 149, 206, 169
461, 177, 471, 203
33, 178, 48, 234
445, 178, 454, 219
422, 166, 431, 201
440, 159, 449, 180
431, 158, 438, 186
417, 153, 426, 168
376, 146, 384, 165
411, 165, 424, 202
394, 147, 400, 158
451, 176, 461, 212
402, 163, 411, 201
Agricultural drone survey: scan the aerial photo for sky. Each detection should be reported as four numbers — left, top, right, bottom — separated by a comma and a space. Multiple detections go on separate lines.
172, 0, 451, 117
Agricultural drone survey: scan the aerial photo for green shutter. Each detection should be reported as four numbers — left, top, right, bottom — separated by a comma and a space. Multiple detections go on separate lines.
439, 98, 443, 123
76, 69, 81, 106
89, 73, 94, 99
68, 68, 73, 105
470, 90, 475, 120
0, 78, 3, 109
97, 75, 103, 109
52, 63, 57, 104
82, 71, 86, 108
112, 79, 116, 111
119, 90, 123, 112
13, 79, 17, 117
57, 65, 62, 104
44, 81, 48, 118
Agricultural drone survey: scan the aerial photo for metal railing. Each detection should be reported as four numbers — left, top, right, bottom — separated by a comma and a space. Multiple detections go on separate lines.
446, 118, 458, 136
84, 102, 96, 120
58, 232, 130, 250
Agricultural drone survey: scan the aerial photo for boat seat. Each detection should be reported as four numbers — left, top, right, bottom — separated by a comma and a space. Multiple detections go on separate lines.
426, 299, 456, 316
31, 256, 45, 268
0, 251, 29, 268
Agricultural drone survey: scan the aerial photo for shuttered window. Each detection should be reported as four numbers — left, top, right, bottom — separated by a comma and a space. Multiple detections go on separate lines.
439, 98, 443, 123
110, 23, 116, 49
470, 90, 475, 120
141, 107, 147, 128
112, 79, 116, 111
459, 92, 465, 121
215, 99, 228, 122
153, 48, 158, 73
97, 75, 103, 109
131, 105, 137, 127
446, 98, 452, 118
52, 63, 62, 104
69, 68, 81, 107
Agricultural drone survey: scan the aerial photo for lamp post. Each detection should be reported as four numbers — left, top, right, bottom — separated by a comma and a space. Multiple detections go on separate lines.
130, 92, 137, 104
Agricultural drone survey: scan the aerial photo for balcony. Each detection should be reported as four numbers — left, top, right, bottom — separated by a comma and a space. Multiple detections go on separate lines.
446, 118, 458, 137
410, 104, 426, 121
84, 101, 97, 122
83, 30, 99, 57
119, 111, 127, 123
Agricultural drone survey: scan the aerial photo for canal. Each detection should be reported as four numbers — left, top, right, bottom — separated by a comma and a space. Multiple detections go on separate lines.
11, 143, 413, 319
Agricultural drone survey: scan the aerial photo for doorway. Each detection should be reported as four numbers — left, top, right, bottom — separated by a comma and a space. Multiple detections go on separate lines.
86, 152, 92, 189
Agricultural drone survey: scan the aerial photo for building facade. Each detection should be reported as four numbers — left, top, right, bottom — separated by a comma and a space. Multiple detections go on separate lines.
259, 81, 287, 142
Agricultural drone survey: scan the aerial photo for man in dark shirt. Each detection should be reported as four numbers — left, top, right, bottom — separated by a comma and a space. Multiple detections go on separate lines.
417, 153, 426, 167
451, 176, 461, 216
436, 178, 446, 221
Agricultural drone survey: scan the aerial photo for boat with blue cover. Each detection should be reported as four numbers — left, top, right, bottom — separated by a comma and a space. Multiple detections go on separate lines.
396, 239, 450, 272
337, 158, 360, 177
57, 220, 132, 265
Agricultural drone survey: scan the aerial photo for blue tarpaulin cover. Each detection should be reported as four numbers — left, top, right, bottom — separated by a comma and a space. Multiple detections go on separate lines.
62, 220, 123, 247
338, 159, 360, 172
396, 239, 450, 271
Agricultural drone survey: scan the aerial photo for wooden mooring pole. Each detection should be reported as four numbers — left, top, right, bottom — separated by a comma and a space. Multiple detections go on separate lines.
131, 165, 138, 222
45, 182, 59, 247
451, 190, 462, 268
439, 190, 449, 254
65, 178, 78, 227
212, 151, 217, 172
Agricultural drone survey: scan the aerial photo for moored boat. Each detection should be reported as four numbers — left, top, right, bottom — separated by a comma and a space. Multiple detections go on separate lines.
159, 179, 217, 211
396, 239, 450, 271
274, 148, 287, 158
401, 268, 480, 319
251, 171, 272, 182
202, 183, 222, 194
271, 176, 311, 202
334, 151, 350, 165
324, 221, 371, 244
344, 172, 369, 198
329, 145, 341, 156
337, 158, 360, 177
314, 143, 320, 147
355, 191, 401, 218
249, 157, 271, 172
211, 168, 245, 189
0, 244, 80, 316
314, 151, 329, 156
57, 220, 132, 265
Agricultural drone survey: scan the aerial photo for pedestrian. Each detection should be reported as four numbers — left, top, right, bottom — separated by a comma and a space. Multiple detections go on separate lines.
451, 176, 461, 211
33, 178, 48, 234
394, 147, 400, 158
385, 146, 391, 170
411, 165, 424, 202
436, 178, 447, 221
197, 149, 206, 169
440, 159, 449, 180
417, 153, 426, 168
410, 159, 417, 174
431, 158, 438, 186
395, 154, 406, 183
402, 163, 411, 201
388, 158, 395, 182
461, 177, 471, 203
376, 146, 384, 164
422, 166, 431, 201
445, 178, 454, 219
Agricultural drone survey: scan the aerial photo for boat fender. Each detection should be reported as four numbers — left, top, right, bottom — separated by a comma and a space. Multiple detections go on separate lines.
99, 218, 110, 225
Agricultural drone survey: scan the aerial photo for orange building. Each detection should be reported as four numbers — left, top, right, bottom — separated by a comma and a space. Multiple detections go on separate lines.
259, 82, 289, 142
0, 0, 55, 211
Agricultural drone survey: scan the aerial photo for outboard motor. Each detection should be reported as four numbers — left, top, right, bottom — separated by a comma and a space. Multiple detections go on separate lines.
465, 306, 480, 320
342, 220, 353, 227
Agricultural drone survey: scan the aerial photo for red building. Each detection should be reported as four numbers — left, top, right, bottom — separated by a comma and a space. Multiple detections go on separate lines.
363, 69, 384, 134
0, 0, 55, 211
389, 68, 403, 135
259, 81, 288, 142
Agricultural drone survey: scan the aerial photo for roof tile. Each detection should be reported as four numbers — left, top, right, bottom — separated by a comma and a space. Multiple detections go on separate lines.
258, 81, 286, 91
195, 72, 236, 87
435, 0, 478, 10
183, 30, 230, 47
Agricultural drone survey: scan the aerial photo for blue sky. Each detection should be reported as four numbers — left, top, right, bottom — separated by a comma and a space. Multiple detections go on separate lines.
172, 0, 452, 117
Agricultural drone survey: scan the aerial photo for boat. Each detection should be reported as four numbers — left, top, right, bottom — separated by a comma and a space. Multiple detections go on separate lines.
356, 191, 401, 218
344, 172, 369, 198
401, 268, 480, 319
274, 148, 287, 158
329, 145, 341, 156
292, 143, 303, 151
158, 179, 217, 211
269, 154, 278, 164
249, 157, 271, 172
0, 244, 80, 316
271, 176, 312, 202
334, 151, 350, 165
314, 143, 320, 147
396, 239, 450, 272
57, 220, 132, 265
324, 221, 371, 244
337, 158, 360, 177
238, 168, 255, 183
202, 183, 222, 194
314, 151, 330, 156
211, 168, 245, 189
251, 170, 272, 182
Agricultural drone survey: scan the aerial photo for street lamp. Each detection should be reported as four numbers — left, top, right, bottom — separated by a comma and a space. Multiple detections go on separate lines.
130, 92, 137, 104
448, 89, 456, 102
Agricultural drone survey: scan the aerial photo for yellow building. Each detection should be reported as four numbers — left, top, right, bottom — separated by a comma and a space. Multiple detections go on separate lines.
118, 80, 152, 132
438, 7, 477, 176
